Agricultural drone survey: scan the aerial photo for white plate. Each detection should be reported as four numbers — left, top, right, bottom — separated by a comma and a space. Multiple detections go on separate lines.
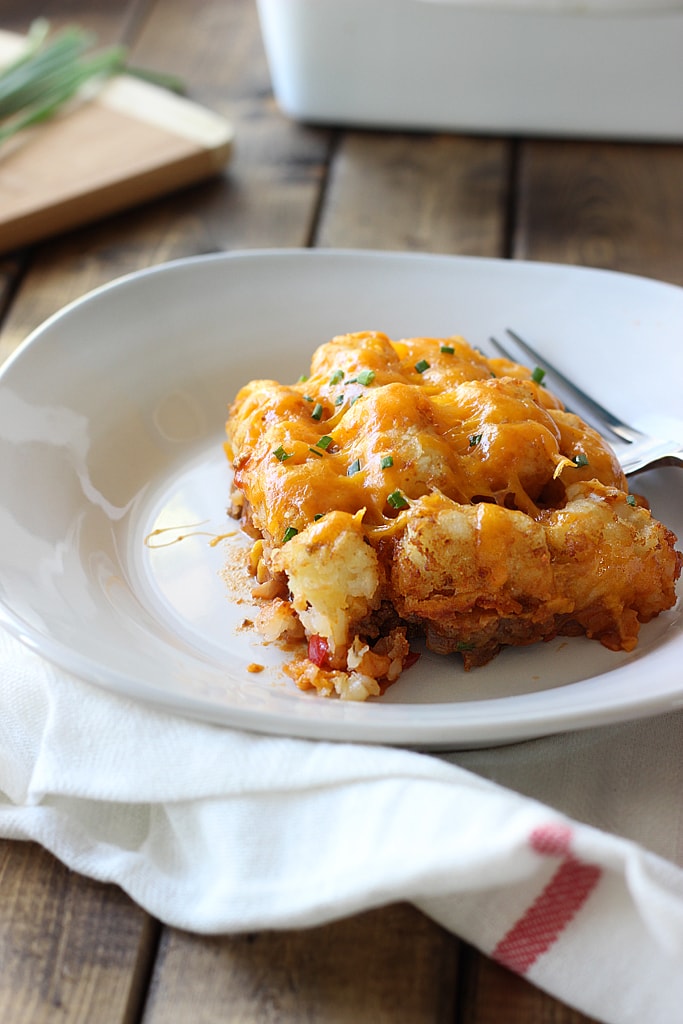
0, 250, 682, 748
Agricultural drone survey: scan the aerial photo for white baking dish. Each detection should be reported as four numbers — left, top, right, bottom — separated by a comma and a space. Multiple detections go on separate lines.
255, 0, 683, 140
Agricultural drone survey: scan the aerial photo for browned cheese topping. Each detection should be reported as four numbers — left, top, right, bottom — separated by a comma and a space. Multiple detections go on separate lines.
225, 332, 681, 700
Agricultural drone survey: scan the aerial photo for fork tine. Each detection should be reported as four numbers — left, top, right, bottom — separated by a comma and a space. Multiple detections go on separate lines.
489, 329, 643, 445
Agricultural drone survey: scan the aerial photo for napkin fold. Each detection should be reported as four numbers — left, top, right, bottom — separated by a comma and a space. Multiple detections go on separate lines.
2, 625, 683, 1024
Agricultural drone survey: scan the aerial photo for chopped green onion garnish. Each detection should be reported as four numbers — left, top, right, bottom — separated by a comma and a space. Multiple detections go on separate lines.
329, 369, 344, 385
316, 435, 333, 450
273, 445, 294, 462
387, 489, 409, 510
456, 641, 476, 652
334, 394, 344, 406
303, 394, 314, 403
531, 366, 546, 385
415, 359, 430, 374
0, 23, 128, 148
626, 494, 636, 506
572, 453, 589, 467
469, 433, 482, 447
347, 458, 361, 477
313, 513, 325, 521
380, 455, 394, 469
0, 19, 190, 150
346, 370, 375, 386
440, 345, 455, 355
311, 402, 324, 421
282, 526, 298, 543
298, 374, 309, 383
308, 447, 323, 457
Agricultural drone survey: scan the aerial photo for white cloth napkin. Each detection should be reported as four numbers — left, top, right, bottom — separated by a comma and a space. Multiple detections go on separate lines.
2, 626, 683, 1024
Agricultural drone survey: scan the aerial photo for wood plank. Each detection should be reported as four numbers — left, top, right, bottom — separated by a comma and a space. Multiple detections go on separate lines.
142, 904, 459, 1024
514, 140, 683, 285
0, 841, 156, 1024
130, 0, 332, 252
315, 132, 510, 256
1, 0, 137, 39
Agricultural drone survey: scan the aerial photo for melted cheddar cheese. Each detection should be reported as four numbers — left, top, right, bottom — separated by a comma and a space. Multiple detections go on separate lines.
225, 331, 681, 699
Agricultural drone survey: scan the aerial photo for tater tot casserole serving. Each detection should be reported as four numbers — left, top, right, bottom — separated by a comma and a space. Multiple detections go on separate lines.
225, 331, 681, 701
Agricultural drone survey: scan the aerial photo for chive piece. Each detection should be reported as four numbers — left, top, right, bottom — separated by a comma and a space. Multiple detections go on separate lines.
387, 489, 409, 510
414, 359, 430, 374
316, 435, 333, 450
380, 455, 394, 469
311, 402, 324, 421
329, 369, 344, 385
626, 494, 636, 506
298, 374, 309, 383
334, 394, 344, 406
469, 433, 482, 447
456, 641, 475, 652
347, 458, 361, 477
282, 526, 298, 543
273, 445, 294, 462
356, 369, 375, 386
308, 447, 323, 458
440, 345, 455, 355
531, 366, 546, 385
572, 453, 589, 467
313, 513, 324, 521
303, 394, 314, 402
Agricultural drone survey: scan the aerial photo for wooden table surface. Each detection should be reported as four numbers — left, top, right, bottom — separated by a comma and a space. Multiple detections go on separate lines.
1, 1, 682, 1021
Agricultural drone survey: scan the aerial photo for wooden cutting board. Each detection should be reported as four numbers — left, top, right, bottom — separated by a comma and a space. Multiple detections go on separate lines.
0, 30, 234, 254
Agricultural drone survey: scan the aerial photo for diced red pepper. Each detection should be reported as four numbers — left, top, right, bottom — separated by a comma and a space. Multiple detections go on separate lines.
307, 635, 330, 668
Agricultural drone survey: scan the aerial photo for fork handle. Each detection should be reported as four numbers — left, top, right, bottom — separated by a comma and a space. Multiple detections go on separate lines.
505, 329, 645, 442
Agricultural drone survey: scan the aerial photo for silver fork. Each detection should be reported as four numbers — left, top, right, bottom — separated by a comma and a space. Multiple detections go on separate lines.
488, 328, 683, 477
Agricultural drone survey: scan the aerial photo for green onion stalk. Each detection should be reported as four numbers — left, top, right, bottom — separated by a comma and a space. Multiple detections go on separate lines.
0, 19, 185, 147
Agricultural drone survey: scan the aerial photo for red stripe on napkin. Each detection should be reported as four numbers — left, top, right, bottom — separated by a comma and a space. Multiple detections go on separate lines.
492, 824, 602, 974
